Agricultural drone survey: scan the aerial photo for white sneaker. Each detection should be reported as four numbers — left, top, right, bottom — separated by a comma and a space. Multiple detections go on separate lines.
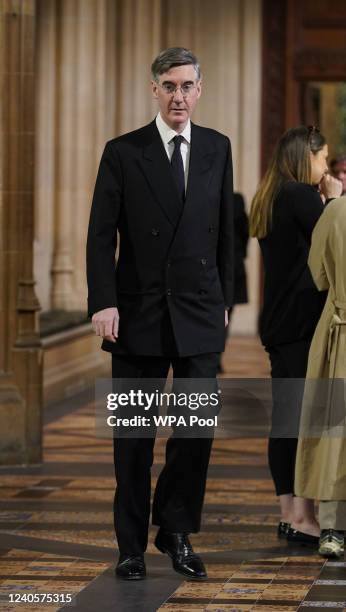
319, 529, 344, 558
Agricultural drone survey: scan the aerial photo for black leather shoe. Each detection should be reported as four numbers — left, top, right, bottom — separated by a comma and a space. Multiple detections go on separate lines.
155, 529, 207, 580
115, 554, 146, 580
277, 521, 290, 539
287, 527, 319, 547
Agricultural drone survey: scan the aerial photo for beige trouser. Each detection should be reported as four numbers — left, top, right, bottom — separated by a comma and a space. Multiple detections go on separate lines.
319, 501, 346, 530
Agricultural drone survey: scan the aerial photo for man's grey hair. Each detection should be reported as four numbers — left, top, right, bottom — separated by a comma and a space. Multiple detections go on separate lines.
151, 47, 201, 82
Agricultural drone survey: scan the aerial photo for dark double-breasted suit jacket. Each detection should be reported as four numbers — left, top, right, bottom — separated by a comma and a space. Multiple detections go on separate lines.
87, 120, 234, 357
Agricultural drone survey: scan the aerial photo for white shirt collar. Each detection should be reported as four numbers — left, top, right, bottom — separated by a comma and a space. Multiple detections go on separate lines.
156, 113, 191, 145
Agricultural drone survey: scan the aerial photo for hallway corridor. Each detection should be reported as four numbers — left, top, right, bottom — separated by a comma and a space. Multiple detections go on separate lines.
0, 338, 345, 611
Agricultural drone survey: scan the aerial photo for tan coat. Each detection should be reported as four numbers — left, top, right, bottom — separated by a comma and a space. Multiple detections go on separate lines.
295, 196, 346, 501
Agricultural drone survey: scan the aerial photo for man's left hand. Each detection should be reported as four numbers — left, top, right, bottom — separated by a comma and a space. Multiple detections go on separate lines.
225, 310, 229, 327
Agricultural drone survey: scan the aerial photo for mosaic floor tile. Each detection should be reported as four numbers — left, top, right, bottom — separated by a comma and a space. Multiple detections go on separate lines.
300, 602, 346, 608
251, 607, 297, 611
159, 606, 206, 611
1, 529, 114, 548
1, 580, 52, 587
203, 492, 277, 504
315, 580, 346, 585
0, 607, 62, 612
203, 513, 279, 526
231, 570, 278, 580
204, 564, 241, 579
206, 606, 253, 611
173, 583, 225, 598
216, 582, 267, 599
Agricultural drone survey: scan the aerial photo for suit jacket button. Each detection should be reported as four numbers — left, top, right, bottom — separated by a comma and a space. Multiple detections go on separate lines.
201, 258, 207, 265
167, 289, 172, 296
167, 259, 171, 267
209, 226, 214, 233
151, 228, 159, 236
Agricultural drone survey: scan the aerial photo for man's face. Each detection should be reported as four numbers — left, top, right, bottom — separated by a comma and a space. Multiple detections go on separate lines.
332, 160, 346, 193
152, 64, 202, 131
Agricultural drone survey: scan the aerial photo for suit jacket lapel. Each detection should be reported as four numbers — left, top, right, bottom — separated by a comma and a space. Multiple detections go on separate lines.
184, 123, 216, 213
140, 122, 183, 227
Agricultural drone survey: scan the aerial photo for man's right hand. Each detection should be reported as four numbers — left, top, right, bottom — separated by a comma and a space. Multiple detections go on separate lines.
91, 307, 119, 343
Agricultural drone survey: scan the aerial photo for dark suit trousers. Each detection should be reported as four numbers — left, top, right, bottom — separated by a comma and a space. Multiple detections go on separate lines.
267, 340, 311, 496
111, 352, 219, 556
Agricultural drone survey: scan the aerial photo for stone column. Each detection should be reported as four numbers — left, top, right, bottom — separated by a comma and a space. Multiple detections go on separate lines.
232, 0, 262, 334
73, 0, 110, 307
0, 0, 42, 464
34, 0, 57, 311
35, 0, 122, 311
116, 0, 162, 135
50, 0, 77, 309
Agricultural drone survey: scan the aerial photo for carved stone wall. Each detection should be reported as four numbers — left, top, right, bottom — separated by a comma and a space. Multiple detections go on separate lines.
0, 0, 42, 464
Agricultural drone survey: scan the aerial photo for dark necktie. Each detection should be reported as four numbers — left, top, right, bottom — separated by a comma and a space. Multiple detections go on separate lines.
170, 135, 185, 202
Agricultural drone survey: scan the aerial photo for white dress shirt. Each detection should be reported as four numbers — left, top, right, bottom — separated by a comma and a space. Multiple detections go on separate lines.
155, 113, 191, 190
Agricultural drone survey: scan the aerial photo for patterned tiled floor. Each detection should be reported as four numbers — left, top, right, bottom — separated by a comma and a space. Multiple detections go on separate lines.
0, 336, 345, 611
0, 549, 109, 611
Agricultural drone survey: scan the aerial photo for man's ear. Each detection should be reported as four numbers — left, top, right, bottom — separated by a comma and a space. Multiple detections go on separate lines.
152, 80, 159, 100
196, 80, 202, 99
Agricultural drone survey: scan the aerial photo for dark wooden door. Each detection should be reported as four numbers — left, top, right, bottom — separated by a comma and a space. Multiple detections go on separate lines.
261, 0, 346, 170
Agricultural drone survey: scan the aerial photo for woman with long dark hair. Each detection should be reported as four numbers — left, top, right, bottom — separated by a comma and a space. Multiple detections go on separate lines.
249, 126, 342, 544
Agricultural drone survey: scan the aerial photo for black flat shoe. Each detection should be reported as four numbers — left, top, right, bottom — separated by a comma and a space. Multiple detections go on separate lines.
155, 529, 207, 580
287, 527, 319, 547
277, 521, 290, 539
115, 554, 146, 580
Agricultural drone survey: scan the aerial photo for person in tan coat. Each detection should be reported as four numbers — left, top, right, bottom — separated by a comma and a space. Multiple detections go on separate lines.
295, 196, 346, 558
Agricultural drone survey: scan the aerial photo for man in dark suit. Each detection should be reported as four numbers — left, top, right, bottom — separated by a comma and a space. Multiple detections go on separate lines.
87, 47, 233, 581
